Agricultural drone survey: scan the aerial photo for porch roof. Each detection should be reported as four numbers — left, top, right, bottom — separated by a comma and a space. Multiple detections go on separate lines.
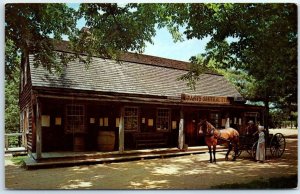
29, 52, 243, 99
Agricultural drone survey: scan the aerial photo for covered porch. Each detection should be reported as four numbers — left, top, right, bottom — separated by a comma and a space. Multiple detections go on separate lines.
30, 91, 263, 160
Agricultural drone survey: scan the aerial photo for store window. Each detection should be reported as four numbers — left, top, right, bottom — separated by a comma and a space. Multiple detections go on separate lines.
210, 112, 219, 128
65, 104, 85, 134
99, 117, 109, 127
124, 107, 138, 131
156, 108, 170, 131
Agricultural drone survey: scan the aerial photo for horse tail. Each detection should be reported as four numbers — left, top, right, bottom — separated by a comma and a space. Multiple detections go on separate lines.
233, 129, 240, 145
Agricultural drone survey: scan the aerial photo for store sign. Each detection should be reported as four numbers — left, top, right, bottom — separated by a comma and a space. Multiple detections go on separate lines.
181, 94, 230, 104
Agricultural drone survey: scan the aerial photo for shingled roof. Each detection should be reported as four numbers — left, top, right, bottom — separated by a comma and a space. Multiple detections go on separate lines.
30, 52, 242, 99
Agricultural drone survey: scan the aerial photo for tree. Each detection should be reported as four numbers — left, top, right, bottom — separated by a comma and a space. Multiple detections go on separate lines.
169, 3, 297, 130
5, 3, 162, 77
184, 54, 258, 99
4, 3, 163, 141
5, 4, 77, 75
5, 38, 21, 134
5, 75, 20, 135
5, 74, 20, 134
5, 74, 21, 147
5, 3, 297, 131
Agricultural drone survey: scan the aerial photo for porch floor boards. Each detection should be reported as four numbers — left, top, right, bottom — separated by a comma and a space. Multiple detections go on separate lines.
24, 145, 227, 169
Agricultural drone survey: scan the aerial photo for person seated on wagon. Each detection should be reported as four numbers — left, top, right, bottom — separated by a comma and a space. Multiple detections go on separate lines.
246, 120, 258, 136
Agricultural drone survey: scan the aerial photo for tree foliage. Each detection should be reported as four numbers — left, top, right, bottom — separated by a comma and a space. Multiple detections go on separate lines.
5, 70, 20, 133
71, 3, 159, 62
5, 4, 77, 74
188, 54, 257, 99
168, 3, 297, 129
5, 39, 21, 133
5, 3, 297, 130
5, 3, 163, 77
184, 4, 297, 106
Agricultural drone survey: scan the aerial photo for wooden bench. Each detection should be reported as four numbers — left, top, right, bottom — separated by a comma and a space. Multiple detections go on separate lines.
132, 132, 168, 149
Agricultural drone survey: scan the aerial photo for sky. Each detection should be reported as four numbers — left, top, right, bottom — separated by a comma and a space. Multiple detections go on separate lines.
69, 3, 210, 62
143, 28, 211, 62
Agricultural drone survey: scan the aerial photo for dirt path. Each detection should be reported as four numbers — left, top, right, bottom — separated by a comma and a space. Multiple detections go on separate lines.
5, 137, 297, 189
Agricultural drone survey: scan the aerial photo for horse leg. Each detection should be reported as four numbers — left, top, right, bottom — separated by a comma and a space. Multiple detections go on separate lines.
232, 142, 238, 161
226, 142, 232, 161
208, 146, 212, 163
213, 145, 217, 163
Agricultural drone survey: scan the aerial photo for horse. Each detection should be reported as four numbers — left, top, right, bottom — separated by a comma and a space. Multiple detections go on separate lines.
198, 120, 239, 163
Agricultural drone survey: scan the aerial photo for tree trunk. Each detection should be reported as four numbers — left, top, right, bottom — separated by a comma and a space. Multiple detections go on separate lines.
264, 95, 270, 141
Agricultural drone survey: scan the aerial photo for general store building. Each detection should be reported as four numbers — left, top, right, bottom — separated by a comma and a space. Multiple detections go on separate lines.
19, 45, 264, 159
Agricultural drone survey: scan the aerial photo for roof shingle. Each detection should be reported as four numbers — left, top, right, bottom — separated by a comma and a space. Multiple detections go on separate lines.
30, 53, 242, 99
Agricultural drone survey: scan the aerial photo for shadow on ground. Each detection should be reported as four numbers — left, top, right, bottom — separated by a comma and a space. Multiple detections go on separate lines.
5, 139, 298, 189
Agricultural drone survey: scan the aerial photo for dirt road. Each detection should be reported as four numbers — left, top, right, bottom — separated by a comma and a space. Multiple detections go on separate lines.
5, 137, 297, 189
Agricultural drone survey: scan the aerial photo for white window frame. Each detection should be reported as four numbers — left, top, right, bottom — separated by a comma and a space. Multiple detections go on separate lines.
156, 108, 170, 132
124, 106, 139, 132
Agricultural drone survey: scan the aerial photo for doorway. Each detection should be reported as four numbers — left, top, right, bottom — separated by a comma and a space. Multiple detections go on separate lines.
185, 110, 207, 146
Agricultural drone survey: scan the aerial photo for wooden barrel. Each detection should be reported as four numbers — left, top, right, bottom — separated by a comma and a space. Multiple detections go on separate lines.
97, 131, 115, 151
74, 136, 85, 151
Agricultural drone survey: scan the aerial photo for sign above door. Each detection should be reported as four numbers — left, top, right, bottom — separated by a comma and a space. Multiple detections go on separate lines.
181, 94, 230, 104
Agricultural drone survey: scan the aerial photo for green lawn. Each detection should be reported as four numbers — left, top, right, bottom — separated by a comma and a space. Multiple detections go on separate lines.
10, 156, 28, 166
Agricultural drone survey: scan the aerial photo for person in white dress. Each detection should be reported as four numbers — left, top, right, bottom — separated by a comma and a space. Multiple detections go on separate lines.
256, 126, 265, 163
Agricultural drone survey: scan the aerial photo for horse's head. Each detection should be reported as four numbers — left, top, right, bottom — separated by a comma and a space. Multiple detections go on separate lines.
198, 120, 208, 136
198, 120, 215, 136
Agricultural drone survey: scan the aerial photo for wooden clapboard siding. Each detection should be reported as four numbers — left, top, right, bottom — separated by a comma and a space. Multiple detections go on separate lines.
20, 45, 264, 154
19, 54, 34, 152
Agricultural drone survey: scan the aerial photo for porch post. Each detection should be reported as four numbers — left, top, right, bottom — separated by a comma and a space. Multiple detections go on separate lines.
178, 109, 185, 150
36, 98, 42, 159
119, 107, 125, 153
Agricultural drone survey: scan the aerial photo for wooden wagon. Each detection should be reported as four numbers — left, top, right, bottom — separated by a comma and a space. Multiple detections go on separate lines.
237, 132, 286, 159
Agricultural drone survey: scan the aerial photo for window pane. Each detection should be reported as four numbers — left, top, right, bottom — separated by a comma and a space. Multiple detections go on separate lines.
65, 105, 85, 134
124, 107, 138, 131
157, 109, 170, 131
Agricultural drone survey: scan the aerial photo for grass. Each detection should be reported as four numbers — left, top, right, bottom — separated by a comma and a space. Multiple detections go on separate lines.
10, 156, 28, 166
211, 175, 298, 189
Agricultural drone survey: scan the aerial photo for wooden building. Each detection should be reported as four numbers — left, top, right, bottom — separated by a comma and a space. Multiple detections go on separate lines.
19, 46, 263, 159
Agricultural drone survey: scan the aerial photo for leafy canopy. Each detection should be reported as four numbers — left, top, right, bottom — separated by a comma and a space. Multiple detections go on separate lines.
5, 3, 164, 76
5, 4, 77, 74
5, 3, 297, 127
5, 3, 297, 83
186, 4, 297, 104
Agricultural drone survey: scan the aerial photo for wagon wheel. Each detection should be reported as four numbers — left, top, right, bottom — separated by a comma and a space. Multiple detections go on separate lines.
233, 145, 243, 158
251, 141, 258, 160
245, 136, 256, 156
240, 144, 252, 157
246, 147, 252, 156
236, 148, 243, 157
270, 133, 286, 158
